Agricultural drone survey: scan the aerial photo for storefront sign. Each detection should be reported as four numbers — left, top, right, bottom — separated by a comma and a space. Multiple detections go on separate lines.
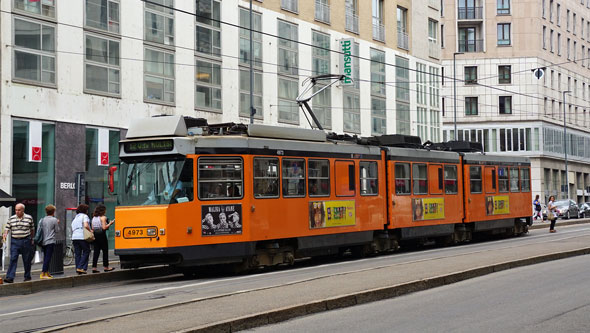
309, 200, 356, 229
486, 195, 510, 215
412, 198, 445, 221
28, 121, 42, 163
201, 204, 242, 236
98, 128, 110, 166
339, 38, 354, 86
59, 182, 76, 190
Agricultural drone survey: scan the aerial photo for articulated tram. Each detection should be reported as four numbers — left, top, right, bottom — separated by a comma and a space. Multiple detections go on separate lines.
113, 115, 531, 271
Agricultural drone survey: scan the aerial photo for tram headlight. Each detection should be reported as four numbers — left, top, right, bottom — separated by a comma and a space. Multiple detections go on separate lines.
159, 228, 166, 235
147, 228, 157, 236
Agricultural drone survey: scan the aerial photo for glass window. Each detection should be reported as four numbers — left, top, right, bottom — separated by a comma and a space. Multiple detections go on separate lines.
497, 0, 510, 14
144, 48, 175, 103
277, 20, 298, 76
86, 0, 120, 33
465, 97, 478, 115
196, 0, 221, 56
498, 167, 509, 192
239, 69, 263, 119
85, 34, 120, 95
195, 59, 222, 111
308, 159, 330, 196
371, 97, 386, 135
144, 0, 175, 45
343, 92, 360, 133
499, 96, 512, 114
278, 78, 299, 123
498, 65, 511, 84
360, 161, 378, 195
465, 66, 477, 84
497, 23, 511, 45
370, 49, 386, 96
395, 56, 410, 102
412, 164, 428, 195
509, 167, 520, 192
444, 165, 458, 194
395, 163, 411, 195
254, 158, 279, 198
470, 166, 482, 193
14, 0, 55, 18
13, 18, 56, 85
12, 120, 55, 228
396, 102, 410, 135
198, 157, 243, 200
239, 8, 262, 67
282, 159, 305, 197
520, 168, 531, 192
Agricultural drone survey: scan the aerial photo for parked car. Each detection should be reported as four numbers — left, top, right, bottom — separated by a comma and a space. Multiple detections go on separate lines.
552, 199, 580, 219
579, 202, 590, 218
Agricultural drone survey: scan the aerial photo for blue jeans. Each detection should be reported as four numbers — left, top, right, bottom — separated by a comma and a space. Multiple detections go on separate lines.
6, 237, 33, 280
42, 243, 55, 272
73, 240, 90, 271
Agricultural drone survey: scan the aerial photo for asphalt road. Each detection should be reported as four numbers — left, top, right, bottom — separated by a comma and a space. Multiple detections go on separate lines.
252, 254, 590, 333
1, 223, 590, 332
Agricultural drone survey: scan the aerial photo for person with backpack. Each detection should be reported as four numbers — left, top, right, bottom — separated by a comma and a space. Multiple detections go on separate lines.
533, 194, 542, 220
38, 204, 59, 279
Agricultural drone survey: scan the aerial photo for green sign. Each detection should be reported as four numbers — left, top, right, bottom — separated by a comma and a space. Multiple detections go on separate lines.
124, 139, 174, 153
340, 38, 354, 86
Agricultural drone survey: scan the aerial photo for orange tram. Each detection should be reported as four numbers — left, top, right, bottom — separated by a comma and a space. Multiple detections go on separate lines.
113, 115, 532, 271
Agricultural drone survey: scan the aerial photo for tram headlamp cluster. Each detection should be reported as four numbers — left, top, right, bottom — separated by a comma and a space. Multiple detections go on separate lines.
147, 228, 157, 236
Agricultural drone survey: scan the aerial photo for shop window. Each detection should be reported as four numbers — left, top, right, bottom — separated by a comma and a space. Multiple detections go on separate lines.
254, 157, 279, 198
198, 157, 243, 200
395, 163, 411, 194
359, 161, 378, 195
412, 164, 428, 194
470, 166, 482, 193
308, 159, 330, 196
282, 158, 305, 197
444, 165, 458, 194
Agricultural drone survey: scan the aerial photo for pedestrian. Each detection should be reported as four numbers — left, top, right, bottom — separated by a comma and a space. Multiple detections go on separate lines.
2, 203, 34, 283
547, 195, 558, 233
90, 204, 115, 273
39, 204, 59, 279
533, 194, 542, 220
71, 204, 92, 274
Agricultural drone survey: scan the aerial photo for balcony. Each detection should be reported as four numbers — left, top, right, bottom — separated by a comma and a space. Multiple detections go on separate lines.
345, 12, 359, 34
281, 0, 298, 13
428, 39, 440, 58
373, 19, 385, 42
458, 39, 484, 52
458, 7, 483, 20
398, 29, 409, 50
315, 0, 330, 24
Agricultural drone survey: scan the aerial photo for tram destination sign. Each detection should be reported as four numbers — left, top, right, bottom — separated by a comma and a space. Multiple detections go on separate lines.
124, 139, 174, 153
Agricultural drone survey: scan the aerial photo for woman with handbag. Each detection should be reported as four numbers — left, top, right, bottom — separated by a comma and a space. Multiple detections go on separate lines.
547, 195, 558, 233
90, 204, 115, 273
71, 204, 93, 274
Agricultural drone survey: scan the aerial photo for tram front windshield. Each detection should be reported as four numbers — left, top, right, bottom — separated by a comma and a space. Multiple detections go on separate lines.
119, 158, 193, 206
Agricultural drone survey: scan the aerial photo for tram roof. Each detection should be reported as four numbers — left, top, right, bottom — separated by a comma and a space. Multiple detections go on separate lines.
462, 152, 530, 166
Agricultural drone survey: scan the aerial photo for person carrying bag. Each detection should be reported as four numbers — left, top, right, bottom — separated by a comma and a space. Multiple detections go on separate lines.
71, 204, 92, 274
547, 196, 558, 233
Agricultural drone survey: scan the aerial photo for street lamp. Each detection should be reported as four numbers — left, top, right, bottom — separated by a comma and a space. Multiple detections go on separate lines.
563, 90, 571, 201
453, 52, 464, 140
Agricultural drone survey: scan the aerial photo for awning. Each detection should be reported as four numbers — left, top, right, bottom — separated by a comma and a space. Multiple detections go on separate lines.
0, 189, 16, 208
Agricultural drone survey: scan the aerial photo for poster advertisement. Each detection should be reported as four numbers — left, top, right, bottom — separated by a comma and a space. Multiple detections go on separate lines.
486, 195, 510, 215
201, 204, 242, 236
412, 198, 445, 221
309, 200, 356, 229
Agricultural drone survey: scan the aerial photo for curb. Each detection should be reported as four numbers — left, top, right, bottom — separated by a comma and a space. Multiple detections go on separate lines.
530, 218, 590, 230
0, 266, 173, 297
177, 247, 590, 332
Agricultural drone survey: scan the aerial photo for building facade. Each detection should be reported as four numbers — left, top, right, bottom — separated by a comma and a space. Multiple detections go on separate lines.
0, 0, 442, 238
441, 0, 590, 204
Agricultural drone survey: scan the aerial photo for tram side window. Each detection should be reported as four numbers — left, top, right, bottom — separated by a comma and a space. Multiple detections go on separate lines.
359, 161, 378, 195
509, 167, 520, 192
412, 164, 428, 195
520, 168, 531, 192
444, 165, 458, 194
308, 159, 330, 197
470, 166, 482, 193
498, 167, 509, 192
395, 163, 411, 195
254, 157, 279, 198
282, 158, 306, 197
198, 157, 243, 200
177, 159, 194, 203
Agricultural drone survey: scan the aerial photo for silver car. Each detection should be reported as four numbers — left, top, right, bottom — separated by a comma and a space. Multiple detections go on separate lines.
552, 199, 580, 219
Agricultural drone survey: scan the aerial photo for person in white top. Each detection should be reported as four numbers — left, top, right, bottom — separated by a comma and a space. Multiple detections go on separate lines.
71, 204, 92, 274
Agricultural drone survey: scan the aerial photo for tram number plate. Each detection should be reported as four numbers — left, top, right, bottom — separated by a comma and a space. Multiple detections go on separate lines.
123, 227, 156, 239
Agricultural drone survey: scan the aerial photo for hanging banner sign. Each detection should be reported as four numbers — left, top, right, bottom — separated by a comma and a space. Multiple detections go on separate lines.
339, 38, 355, 86
98, 128, 109, 166
28, 121, 42, 163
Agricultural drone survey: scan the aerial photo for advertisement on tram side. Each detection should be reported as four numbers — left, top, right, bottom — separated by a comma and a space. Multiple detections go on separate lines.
485, 195, 510, 215
309, 200, 356, 229
412, 198, 445, 221
201, 204, 242, 236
